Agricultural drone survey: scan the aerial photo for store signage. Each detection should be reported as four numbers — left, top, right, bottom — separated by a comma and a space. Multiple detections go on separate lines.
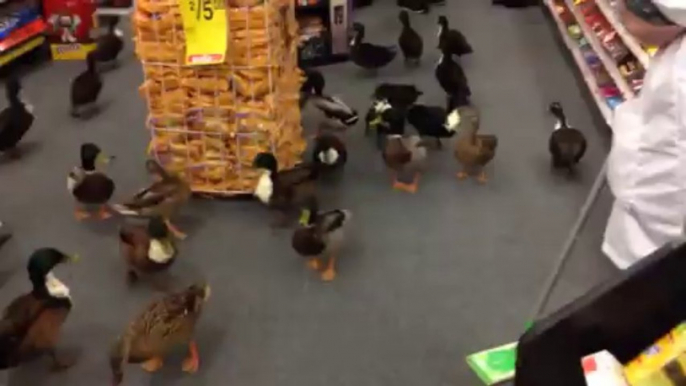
179, 0, 227, 65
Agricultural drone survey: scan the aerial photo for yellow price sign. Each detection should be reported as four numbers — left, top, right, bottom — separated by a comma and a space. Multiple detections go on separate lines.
179, 0, 228, 65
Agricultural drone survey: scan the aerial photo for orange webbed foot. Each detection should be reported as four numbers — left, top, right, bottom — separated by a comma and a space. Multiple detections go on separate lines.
141, 357, 163, 372
97, 206, 113, 220
182, 341, 199, 373
307, 258, 321, 270
476, 171, 489, 184
74, 207, 90, 221
321, 268, 337, 282
456, 171, 469, 180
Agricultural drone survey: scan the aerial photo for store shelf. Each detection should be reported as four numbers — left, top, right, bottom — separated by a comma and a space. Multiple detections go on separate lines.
545, 0, 613, 123
0, 17, 45, 52
0, 34, 43, 66
594, 0, 650, 67
564, 0, 634, 98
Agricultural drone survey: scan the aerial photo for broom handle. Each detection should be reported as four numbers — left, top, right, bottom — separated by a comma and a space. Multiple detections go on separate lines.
528, 157, 609, 322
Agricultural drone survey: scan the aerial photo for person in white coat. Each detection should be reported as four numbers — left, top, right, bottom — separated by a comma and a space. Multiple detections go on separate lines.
603, 1, 686, 269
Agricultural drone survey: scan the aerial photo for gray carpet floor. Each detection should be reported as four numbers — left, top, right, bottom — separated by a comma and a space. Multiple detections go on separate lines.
0, 0, 619, 384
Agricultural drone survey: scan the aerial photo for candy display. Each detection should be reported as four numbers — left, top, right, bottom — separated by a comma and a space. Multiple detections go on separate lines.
133, 0, 307, 195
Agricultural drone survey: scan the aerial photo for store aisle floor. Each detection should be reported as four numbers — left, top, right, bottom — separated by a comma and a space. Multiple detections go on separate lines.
0, 1, 618, 385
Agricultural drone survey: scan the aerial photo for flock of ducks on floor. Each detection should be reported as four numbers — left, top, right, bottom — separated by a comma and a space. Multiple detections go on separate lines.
0, 15, 210, 385
0, 4, 588, 385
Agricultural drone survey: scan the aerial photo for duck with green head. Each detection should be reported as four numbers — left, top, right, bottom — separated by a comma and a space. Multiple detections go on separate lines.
0, 248, 78, 371
119, 216, 177, 284
291, 197, 352, 281
68, 142, 116, 221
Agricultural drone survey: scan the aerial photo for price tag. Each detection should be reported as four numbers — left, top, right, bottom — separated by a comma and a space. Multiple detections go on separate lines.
179, 0, 227, 65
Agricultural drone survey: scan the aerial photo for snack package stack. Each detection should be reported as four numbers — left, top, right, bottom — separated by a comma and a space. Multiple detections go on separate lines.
133, 0, 306, 195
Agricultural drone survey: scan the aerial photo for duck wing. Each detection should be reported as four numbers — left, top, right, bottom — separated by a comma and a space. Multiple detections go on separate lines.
124, 176, 187, 210
549, 128, 587, 163
317, 209, 351, 233
71, 73, 102, 105
0, 106, 32, 150
447, 29, 473, 56
475, 134, 498, 165
73, 173, 115, 204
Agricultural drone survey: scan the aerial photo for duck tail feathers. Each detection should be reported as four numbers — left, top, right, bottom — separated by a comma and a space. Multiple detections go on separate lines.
112, 204, 141, 217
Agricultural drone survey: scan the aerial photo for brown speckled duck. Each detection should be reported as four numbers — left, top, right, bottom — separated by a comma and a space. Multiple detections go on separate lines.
113, 160, 191, 239
118, 216, 177, 284
452, 104, 498, 183
110, 283, 210, 386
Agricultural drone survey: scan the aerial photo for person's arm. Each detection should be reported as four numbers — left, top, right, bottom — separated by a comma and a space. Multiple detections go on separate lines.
619, 0, 685, 48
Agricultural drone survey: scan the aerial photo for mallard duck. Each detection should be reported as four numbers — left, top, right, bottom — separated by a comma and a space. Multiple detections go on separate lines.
0, 78, 34, 158
0, 248, 78, 371
292, 197, 352, 281
350, 22, 397, 72
398, 10, 423, 65
437, 16, 473, 57
548, 102, 587, 174
435, 45, 471, 103
119, 216, 176, 284
109, 283, 210, 386
68, 143, 116, 221
452, 106, 498, 183
252, 152, 319, 225
397, 0, 429, 13
112, 160, 191, 239
312, 131, 347, 172
373, 83, 423, 110
70, 52, 102, 118
407, 103, 459, 149
91, 15, 124, 71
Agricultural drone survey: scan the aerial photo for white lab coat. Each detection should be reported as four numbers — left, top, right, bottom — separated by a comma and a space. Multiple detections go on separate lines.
603, 2, 686, 269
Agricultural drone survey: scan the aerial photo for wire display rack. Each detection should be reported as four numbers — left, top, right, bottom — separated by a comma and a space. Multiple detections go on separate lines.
133, 0, 306, 196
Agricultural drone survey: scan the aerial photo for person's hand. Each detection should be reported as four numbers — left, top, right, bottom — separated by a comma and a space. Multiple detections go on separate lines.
619, 0, 685, 47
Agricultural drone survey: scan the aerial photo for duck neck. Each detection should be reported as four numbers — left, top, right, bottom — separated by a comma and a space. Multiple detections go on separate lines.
6, 89, 21, 107
82, 157, 96, 172
31, 271, 70, 300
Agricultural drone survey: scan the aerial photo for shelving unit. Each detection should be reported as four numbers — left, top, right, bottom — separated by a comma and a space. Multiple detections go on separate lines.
545, 0, 612, 123
296, 0, 350, 67
564, 0, 634, 98
0, 0, 47, 67
540, 0, 654, 124
594, 0, 651, 67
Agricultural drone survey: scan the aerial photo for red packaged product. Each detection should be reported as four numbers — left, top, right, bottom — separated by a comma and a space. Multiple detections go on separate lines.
43, 0, 97, 59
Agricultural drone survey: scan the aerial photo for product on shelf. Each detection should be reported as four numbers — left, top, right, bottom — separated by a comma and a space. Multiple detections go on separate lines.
552, 0, 623, 115
624, 323, 686, 386
43, 0, 98, 59
575, 0, 645, 94
0, 0, 47, 66
133, 0, 306, 195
